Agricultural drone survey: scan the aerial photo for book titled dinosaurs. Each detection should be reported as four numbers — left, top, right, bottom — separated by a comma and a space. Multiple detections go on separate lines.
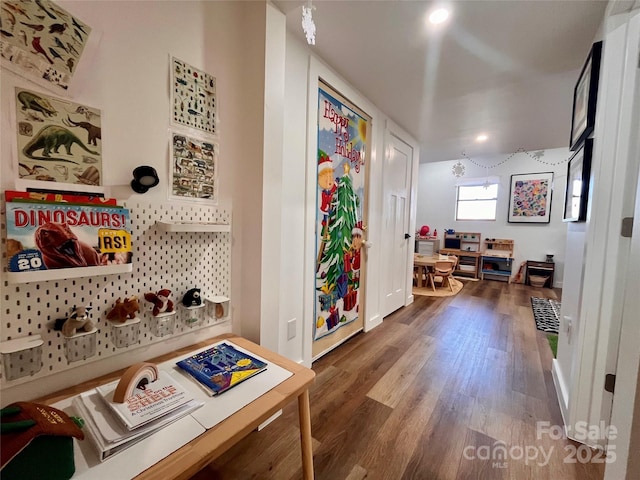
5, 201, 132, 273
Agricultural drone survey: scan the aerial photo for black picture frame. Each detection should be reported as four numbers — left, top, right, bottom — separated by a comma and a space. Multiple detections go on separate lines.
507, 172, 554, 224
563, 139, 593, 222
569, 41, 602, 151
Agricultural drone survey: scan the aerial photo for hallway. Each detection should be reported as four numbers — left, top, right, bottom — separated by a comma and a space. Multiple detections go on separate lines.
196, 280, 604, 479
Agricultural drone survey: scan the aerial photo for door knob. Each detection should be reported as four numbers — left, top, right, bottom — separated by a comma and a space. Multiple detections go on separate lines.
404, 233, 411, 239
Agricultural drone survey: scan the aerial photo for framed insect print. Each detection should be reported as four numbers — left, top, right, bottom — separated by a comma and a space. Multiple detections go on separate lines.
171, 57, 217, 136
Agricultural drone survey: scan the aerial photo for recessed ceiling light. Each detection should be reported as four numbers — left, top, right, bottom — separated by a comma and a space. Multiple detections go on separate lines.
429, 8, 450, 25
476, 134, 488, 142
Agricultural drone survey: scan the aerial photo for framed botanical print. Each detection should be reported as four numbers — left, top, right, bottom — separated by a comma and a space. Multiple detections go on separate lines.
564, 139, 593, 222
570, 42, 602, 151
508, 172, 553, 223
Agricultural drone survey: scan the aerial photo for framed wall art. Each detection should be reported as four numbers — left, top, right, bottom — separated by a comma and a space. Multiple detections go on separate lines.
170, 57, 217, 136
169, 130, 218, 204
508, 172, 553, 224
0, 0, 92, 93
569, 41, 602, 151
564, 139, 593, 222
14, 87, 103, 193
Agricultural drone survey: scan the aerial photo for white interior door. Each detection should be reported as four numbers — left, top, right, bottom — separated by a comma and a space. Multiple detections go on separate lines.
382, 132, 413, 316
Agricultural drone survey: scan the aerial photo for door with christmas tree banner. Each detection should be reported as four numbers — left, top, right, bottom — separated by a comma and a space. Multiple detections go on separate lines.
313, 81, 370, 358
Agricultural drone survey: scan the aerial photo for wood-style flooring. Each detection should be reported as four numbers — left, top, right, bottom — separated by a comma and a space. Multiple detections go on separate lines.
191, 280, 605, 480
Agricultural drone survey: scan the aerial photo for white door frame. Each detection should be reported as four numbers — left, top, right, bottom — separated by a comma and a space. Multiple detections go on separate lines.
384, 120, 420, 310
560, 7, 640, 449
382, 123, 416, 316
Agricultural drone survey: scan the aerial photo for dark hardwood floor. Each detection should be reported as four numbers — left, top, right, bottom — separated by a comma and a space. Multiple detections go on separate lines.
191, 280, 605, 480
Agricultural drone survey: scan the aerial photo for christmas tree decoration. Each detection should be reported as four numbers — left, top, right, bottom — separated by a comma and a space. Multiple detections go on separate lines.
314, 84, 369, 347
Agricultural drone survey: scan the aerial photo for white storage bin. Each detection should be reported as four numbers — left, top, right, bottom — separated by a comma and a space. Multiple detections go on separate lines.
63, 328, 98, 363
110, 317, 141, 348
150, 311, 176, 337
0, 335, 43, 380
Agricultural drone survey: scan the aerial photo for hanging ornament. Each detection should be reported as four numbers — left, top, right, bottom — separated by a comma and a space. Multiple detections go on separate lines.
302, 1, 316, 45
482, 166, 492, 189
451, 161, 465, 177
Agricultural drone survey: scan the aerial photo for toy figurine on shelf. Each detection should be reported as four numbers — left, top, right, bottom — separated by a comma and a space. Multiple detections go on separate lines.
54, 306, 94, 337
182, 288, 202, 308
106, 297, 140, 323
144, 289, 174, 316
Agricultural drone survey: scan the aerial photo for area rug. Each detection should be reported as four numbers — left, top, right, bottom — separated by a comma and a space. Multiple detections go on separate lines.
531, 297, 561, 334
413, 277, 464, 297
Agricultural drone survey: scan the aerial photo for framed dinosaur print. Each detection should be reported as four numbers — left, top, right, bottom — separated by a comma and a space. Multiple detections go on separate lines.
14, 87, 103, 192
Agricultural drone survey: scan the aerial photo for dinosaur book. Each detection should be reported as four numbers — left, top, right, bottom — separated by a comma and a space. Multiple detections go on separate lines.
5, 201, 132, 273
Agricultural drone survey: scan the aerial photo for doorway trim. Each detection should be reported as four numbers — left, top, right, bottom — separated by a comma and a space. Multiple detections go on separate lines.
382, 120, 420, 314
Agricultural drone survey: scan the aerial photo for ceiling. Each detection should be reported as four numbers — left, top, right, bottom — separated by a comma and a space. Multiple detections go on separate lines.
273, 0, 608, 163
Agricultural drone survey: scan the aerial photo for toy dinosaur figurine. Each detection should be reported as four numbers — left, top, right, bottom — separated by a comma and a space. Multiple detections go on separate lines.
53, 306, 94, 337
144, 289, 174, 316
106, 297, 140, 323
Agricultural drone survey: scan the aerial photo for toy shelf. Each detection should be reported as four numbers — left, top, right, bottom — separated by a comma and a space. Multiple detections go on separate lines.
481, 239, 514, 283
156, 221, 230, 233
5, 263, 133, 284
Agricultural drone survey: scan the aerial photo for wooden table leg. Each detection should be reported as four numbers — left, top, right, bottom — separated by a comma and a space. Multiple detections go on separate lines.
298, 389, 314, 480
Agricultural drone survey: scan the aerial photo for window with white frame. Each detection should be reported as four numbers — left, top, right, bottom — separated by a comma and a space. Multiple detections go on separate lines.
455, 177, 499, 221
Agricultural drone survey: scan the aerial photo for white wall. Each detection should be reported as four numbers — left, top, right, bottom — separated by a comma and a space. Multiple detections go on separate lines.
417, 149, 570, 286
277, 31, 308, 362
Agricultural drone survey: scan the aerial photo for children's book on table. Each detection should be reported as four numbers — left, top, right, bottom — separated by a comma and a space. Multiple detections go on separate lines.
95, 370, 193, 430
176, 342, 268, 396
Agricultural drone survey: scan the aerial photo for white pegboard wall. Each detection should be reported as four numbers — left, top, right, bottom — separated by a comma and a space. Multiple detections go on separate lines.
0, 201, 231, 388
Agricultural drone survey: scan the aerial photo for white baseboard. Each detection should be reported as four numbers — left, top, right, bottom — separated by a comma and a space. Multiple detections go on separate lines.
365, 313, 382, 332
552, 359, 569, 426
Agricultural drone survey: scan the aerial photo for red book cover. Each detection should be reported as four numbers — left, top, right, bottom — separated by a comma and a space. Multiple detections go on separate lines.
4, 190, 118, 206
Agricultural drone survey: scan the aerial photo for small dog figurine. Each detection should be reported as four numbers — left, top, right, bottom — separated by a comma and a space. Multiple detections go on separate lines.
182, 288, 201, 307
144, 289, 174, 316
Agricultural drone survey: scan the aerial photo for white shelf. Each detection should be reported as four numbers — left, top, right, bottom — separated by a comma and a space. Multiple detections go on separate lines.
0, 335, 43, 354
206, 295, 230, 303
156, 221, 230, 233
5, 263, 133, 284
150, 310, 177, 318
